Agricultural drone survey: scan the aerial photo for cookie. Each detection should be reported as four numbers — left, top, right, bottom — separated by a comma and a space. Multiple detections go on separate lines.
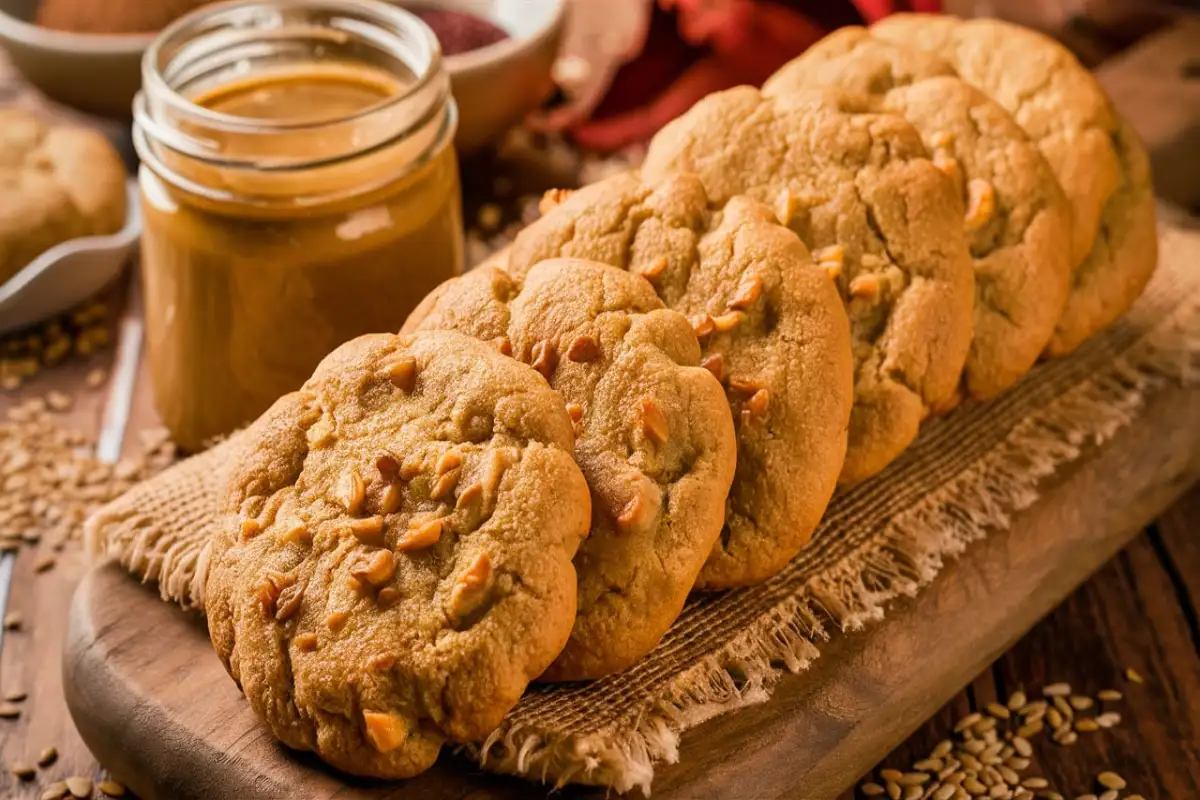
403, 258, 736, 679
641, 86, 974, 484
870, 14, 1157, 353
766, 49, 1073, 399
509, 172, 854, 588
0, 108, 127, 285
204, 330, 591, 778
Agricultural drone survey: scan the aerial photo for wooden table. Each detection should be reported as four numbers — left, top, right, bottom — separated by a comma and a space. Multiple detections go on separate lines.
2, 16, 1199, 800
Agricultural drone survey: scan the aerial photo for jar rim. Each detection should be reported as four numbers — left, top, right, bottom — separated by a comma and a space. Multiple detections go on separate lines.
142, 0, 443, 135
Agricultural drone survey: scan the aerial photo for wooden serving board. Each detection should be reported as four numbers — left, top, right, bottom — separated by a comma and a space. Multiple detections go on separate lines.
61, 375, 1200, 800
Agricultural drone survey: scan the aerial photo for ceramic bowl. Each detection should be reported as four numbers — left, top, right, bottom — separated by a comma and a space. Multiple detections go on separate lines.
0, 0, 565, 152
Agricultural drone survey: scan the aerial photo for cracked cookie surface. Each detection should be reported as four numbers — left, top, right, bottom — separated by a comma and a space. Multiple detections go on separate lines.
641, 86, 974, 484
205, 330, 590, 778
403, 258, 736, 679
508, 173, 853, 588
0, 107, 127, 285
870, 14, 1157, 354
766, 48, 1073, 400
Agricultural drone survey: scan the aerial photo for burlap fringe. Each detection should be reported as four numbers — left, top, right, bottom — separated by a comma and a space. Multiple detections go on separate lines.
475, 286, 1200, 795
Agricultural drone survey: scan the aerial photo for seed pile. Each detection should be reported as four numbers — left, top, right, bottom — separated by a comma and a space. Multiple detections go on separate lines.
859, 681, 1145, 800
0, 397, 176, 561
0, 301, 111, 391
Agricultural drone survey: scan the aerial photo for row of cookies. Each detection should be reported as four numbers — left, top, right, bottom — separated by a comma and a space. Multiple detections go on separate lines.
202, 15, 1156, 781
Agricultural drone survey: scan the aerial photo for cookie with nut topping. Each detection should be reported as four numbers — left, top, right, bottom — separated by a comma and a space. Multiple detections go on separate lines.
404, 258, 737, 679
766, 48, 1073, 400
869, 13, 1157, 355
508, 172, 854, 589
641, 86, 974, 484
204, 330, 590, 779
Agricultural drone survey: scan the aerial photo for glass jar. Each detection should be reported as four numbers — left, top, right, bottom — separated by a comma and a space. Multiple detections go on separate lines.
134, 0, 463, 452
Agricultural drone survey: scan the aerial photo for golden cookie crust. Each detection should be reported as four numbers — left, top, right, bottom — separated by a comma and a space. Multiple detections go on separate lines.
0, 108, 127, 285
403, 258, 737, 679
767, 46, 1073, 400
508, 172, 854, 588
205, 330, 590, 778
870, 14, 1157, 353
641, 86, 974, 484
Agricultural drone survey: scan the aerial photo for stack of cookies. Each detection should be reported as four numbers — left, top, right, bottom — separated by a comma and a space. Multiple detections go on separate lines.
203, 15, 1156, 780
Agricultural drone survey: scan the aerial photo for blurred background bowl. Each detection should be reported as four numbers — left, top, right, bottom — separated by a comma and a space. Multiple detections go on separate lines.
0, 0, 565, 153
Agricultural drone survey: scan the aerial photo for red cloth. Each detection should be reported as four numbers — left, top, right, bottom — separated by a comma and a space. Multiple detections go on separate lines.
561, 0, 941, 151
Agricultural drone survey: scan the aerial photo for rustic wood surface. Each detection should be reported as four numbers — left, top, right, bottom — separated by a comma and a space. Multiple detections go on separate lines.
2, 14, 1200, 800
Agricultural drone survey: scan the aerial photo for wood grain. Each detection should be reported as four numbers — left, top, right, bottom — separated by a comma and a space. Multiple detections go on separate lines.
60, 375, 1200, 800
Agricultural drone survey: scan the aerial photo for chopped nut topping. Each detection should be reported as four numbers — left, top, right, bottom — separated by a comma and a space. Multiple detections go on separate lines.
448, 552, 493, 625
814, 244, 844, 268
376, 454, 400, 481
933, 151, 961, 184
377, 586, 401, 609
456, 482, 484, 511
728, 377, 763, 396
700, 353, 725, 383
493, 336, 513, 356
616, 491, 654, 534
712, 311, 744, 334
565, 403, 584, 423
728, 275, 763, 311
432, 470, 460, 502
964, 178, 996, 232
370, 653, 397, 671
849, 274, 880, 299
363, 710, 409, 752
538, 187, 573, 215
274, 581, 305, 621
637, 256, 668, 280
746, 389, 770, 417
640, 398, 669, 446
348, 516, 385, 546
294, 633, 318, 652
400, 454, 424, 481
775, 187, 799, 225
278, 521, 311, 546
930, 130, 954, 148
326, 610, 350, 631
256, 571, 294, 618
490, 269, 515, 302
691, 313, 715, 338
340, 469, 366, 516
436, 450, 463, 475
239, 519, 261, 541
379, 483, 403, 515
531, 340, 559, 381
396, 518, 443, 552
567, 334, 601, 362
352, 550, 396, 587
385, 356, 418, 392
306, 417, 335, 447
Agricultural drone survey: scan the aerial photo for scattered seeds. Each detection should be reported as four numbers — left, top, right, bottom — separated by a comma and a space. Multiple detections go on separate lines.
1096, 773, 1125, 791
37, 746, 58, 767
65, 776, 93, 798
862, 782, 885, 796
1068, 695, 1093, 711
98, 780, 127, 797
1098, 791, 1118, 800
1096, 712, 1121, 728
11, 762, 36, 780
3, 610, 22, 630
42, 781, 69, 800
987, 702, 1011, 720
1042, 683, 1072, 697
1007, 691, 1027, 711
1124, 668, 1144, 684
0, 702, 21, 718
1097, 690, 1122, 702
4, 688, 27, 702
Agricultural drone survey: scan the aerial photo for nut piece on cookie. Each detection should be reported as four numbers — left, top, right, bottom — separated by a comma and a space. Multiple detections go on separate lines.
205, 330, 590, 779
503, 172, 854, 589
402, 257, 738, 679
641, 87, 974, 485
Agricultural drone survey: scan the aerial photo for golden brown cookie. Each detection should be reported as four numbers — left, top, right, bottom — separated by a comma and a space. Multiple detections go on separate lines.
870, 14, 1157, 353
641, 86, 974, 484
403, 258, 736, 679
509, 172, 854, 588
0, 108, 127, 285
766, 48, 1073, 400
204, 330, 590, 778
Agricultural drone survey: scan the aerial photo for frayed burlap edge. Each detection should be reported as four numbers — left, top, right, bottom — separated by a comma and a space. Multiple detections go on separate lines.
473, 271, 1200, 795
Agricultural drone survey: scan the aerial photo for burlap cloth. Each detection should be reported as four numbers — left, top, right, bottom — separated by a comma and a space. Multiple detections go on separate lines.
87, 227, 1200, 795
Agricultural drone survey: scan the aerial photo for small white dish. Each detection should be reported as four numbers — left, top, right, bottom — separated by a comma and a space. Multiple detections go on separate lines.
0, 179, 140, 335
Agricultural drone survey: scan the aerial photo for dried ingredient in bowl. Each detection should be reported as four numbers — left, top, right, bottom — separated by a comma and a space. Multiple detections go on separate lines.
0, 108, 126, 287
35, 0, 215, 34
410, 7, 509, 56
